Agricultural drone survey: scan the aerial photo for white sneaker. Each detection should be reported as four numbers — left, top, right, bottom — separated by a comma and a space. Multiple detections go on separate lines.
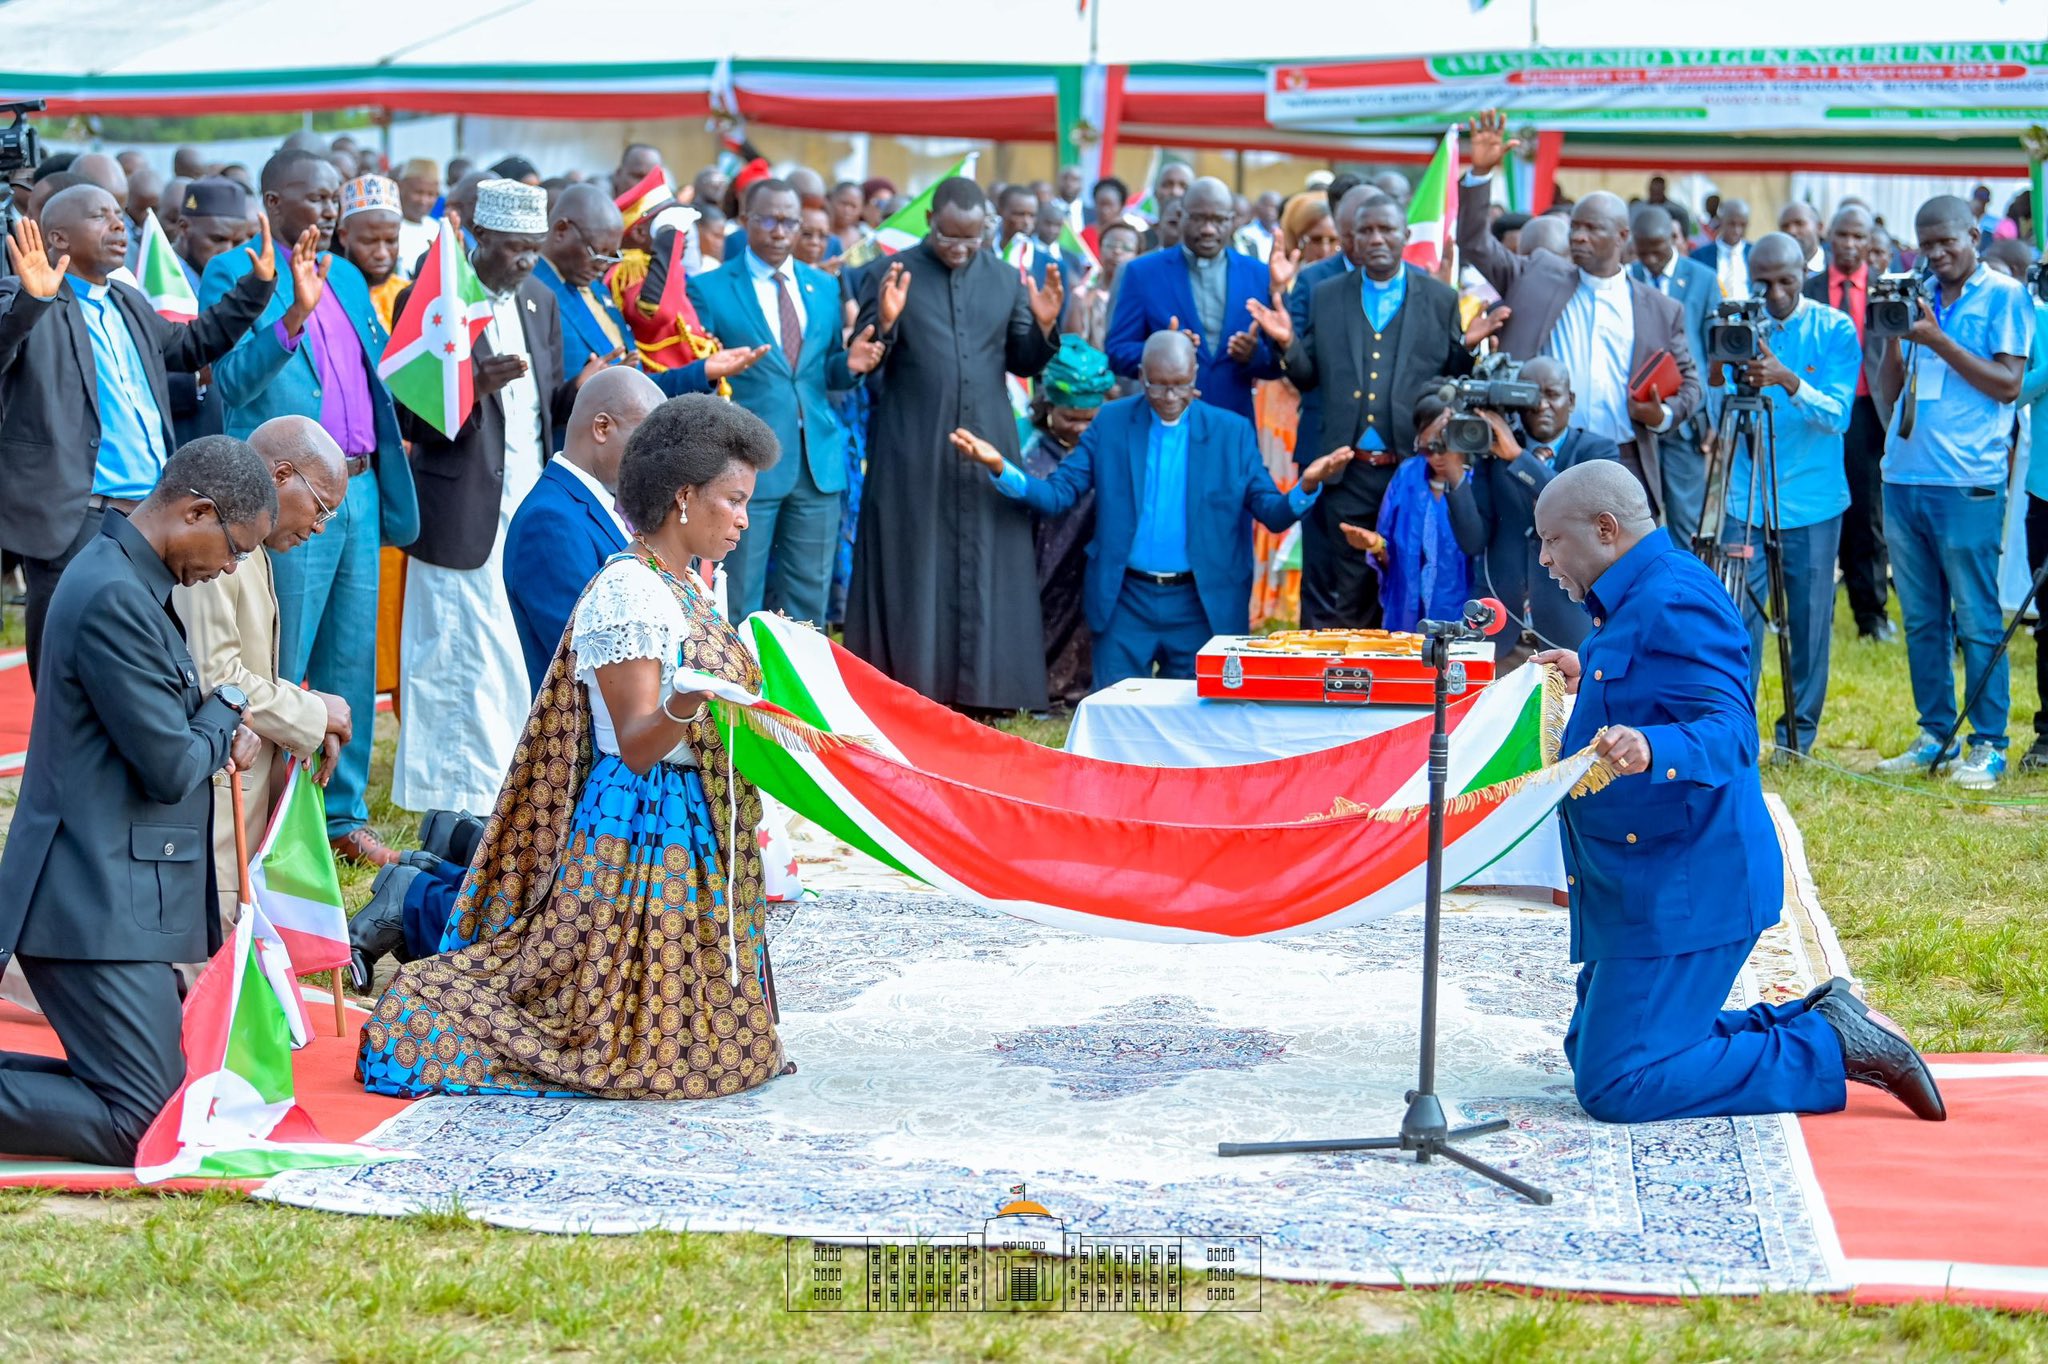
1945, 741, 2006, 790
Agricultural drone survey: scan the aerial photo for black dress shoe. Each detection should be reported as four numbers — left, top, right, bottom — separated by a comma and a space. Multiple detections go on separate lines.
1858, 619, 1897, 643
417, 810, 484, 866
347, 863, 420, 991
1811, 987, 1946, 1120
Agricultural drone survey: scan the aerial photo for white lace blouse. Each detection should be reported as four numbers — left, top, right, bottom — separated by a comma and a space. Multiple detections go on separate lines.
570, 558, 703, 767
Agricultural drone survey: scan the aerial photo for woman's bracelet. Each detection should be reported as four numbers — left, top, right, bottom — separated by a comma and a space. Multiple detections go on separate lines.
661, 693, 709, 724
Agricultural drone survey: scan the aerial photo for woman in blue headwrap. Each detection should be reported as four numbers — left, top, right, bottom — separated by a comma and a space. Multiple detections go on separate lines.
1023, 336, 1117, 706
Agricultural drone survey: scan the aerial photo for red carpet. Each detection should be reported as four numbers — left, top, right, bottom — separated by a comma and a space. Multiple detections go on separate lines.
0, 999, 406, 1192
1802, 1055, 2048, 1311
0, 649, 31, 779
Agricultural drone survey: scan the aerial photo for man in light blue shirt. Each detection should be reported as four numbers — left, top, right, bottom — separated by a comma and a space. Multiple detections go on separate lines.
1716, 234, 1860, 756
1874, 195, 2033, 788
949, 330, 1351, 686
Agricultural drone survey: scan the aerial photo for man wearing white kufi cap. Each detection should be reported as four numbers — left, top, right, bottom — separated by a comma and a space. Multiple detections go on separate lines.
393, 177, 572, 816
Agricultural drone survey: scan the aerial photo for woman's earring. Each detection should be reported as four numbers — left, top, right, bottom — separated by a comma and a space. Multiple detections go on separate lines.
678, 498, 689, 526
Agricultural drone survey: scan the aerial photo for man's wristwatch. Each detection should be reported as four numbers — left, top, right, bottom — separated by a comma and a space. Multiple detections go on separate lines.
216, 684, 249, 715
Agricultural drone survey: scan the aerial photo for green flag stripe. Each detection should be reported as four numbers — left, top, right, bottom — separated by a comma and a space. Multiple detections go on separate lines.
223, 943, 296, 1106
260, 772, 343, 907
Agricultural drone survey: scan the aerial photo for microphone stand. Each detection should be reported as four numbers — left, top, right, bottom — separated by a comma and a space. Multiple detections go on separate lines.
1218, 602, 1552, 1206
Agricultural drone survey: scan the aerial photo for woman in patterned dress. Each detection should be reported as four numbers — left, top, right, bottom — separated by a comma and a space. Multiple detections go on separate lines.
359, 395, 792, 1100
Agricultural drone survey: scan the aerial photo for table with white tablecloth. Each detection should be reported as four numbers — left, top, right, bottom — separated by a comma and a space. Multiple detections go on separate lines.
1064, 678, 1567, 893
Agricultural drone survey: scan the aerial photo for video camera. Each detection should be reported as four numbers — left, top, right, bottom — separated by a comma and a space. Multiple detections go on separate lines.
1705, 296, 1770, 366
1867, 270, 1928, 338
0, 99, 43, 178
1437, 354, 1541, 456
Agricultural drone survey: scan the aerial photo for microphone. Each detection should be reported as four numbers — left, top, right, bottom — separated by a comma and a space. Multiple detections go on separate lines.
1463, 597, 1510, 636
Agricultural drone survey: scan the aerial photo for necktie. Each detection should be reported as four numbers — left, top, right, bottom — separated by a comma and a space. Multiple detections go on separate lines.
774, 271, 803, 368
1532, 444, 1554, 464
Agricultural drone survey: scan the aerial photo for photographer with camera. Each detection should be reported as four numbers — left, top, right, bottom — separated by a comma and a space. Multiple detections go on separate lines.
1437, 356, 1623, 660
1871, 195, 2033, 789
1709, 233, 1862, 757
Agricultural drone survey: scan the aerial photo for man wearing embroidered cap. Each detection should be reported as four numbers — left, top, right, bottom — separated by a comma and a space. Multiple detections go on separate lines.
199, 144, 419, 867
391, 178, 572, 818
337, 174, 406, 329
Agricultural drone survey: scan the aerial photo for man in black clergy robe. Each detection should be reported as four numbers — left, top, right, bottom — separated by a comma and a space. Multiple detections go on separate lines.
849, 177, 1064, 710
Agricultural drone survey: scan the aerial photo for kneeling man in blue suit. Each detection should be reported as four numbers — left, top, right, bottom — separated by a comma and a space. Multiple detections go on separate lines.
950, 329, 1352, 687
1530, 460, 1944, 1124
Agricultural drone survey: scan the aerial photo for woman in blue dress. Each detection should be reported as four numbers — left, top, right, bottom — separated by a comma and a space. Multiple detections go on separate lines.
359, 396, 793, 1100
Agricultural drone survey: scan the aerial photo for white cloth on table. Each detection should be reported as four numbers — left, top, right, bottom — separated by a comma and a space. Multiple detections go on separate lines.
1064, 678, 1566, 891
391, 290, 546, 814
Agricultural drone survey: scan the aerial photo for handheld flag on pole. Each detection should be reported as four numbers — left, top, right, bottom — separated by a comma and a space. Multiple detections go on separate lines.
378, 217, 494, 437
1403, 128, 1460, 272
249, 760, 350, 976
136, 210, 197, 322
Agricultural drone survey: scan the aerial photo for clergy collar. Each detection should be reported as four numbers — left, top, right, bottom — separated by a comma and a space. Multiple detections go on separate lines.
1363, 268, 1402, 289
1182, 245, 1225, 271
1578, 267, 1629, 293
65, 273, 112, 302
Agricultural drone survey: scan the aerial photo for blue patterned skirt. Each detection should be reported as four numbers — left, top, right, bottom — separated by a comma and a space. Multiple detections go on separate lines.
358, 754, 785, 1100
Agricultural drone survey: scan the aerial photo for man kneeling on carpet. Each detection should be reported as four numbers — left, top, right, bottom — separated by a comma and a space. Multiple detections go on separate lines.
358, 395, 795, 1099
1531, 460, 1944, 1124
949, 328, 1353, 687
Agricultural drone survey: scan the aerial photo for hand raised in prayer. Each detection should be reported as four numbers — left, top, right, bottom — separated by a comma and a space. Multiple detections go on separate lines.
1532, 648, 1582, 694
246, 214, 278, 283
1464, 303, 1510, 349
1338, 522, 1389, 565
224, 724, 261, 777
1225, 326, 1261, 363
474, 352, 528, 398
845, 324, 885, 376
277, 225, 331, 338
318, 690, 354, 747
705, 344, 772, 381
1595, 724, 1652, 777
3, 216, 67, 299
1026, 261, 1064, 334
1268, 246, 1301, 297
877, 260, 911, 332
1298, 446, 1354, 493
1466, 108, 1520, 178
947, 427, 1006, 474
1243, 296, 1293, 350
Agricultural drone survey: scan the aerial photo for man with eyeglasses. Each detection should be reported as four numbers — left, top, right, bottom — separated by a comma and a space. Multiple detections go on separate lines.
201, 145, 421, 868
950, 329, 1352, 686
0, 435, 274, 1169
687, 179, 885, 625
1104, 176, 1281, 422
534, 184, 763, 450
174, 416, 353, 934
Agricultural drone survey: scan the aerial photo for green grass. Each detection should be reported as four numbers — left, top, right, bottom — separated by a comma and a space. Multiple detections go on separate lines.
3, 591, 2046, 1360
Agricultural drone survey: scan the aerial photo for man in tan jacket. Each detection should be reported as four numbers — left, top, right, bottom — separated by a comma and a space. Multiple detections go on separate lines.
173, 416, 352, 930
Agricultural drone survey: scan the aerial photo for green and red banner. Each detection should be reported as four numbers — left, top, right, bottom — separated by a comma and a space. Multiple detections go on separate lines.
693, 616, 1600, 944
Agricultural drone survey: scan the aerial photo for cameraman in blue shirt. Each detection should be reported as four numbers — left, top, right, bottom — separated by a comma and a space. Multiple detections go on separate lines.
1712, 233, 1862, 756
1874, 196, 2033, 789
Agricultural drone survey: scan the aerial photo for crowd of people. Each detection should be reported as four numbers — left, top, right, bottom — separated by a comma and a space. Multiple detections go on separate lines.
0, 111, 2028, 1156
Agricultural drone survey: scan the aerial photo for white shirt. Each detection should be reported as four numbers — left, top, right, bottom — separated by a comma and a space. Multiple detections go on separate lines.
484, 288, 545, 517
745, 248, 806, 343
1546, 268, 1637, 445
1714, 240, 1751, 299
399, 216, 439, 268
551, 453, 630, 539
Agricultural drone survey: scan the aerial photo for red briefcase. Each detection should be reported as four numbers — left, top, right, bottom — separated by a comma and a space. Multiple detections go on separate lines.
1195, 631, 1497, 706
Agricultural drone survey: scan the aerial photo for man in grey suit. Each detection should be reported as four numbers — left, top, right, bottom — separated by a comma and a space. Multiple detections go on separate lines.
0, 437, 271, 1167
1630, 205, 1723, 542
1459, 111, 1701, 516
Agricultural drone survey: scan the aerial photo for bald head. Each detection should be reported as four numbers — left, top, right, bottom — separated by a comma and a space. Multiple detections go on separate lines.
70, 152, 128, 201
1142, 328, 1198, 374
1748, 231, 1806, 276
1518, 213, 1569, 258
1534, 460, 1656, 601
39, 185, 128, 281
248, 416, 347, 551
543, 182, 625, 286
565, 366, 664, 488
1715, 198, 1750, 246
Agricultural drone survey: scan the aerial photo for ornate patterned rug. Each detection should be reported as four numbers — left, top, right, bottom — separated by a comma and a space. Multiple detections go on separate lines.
260, 880, 1847, 1296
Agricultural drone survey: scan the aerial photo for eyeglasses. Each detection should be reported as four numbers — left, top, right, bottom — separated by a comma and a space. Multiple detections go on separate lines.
296, 468, 335, 529
565, 221, 622, 268
1144, 382, 1196, 399
190, 488, 253, 563
932, 230, 985, 249
748, 213, 802, 233
1183, 212, 1233, 229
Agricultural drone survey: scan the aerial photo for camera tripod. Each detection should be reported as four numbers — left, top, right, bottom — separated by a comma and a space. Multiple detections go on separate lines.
1694, 384, 1798, 752
1216, 601, 1551, 1206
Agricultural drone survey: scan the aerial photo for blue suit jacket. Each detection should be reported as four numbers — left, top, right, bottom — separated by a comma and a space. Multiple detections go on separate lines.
199, 248, 418, 548
686, 256, 854, 501
1285, 253, 1351, 468
1104, 247, 1281, 419
502, 459, 627, 694
1009, 396, 1301, 635
1559, 528, 1780, 963
532, 256, 711, 448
